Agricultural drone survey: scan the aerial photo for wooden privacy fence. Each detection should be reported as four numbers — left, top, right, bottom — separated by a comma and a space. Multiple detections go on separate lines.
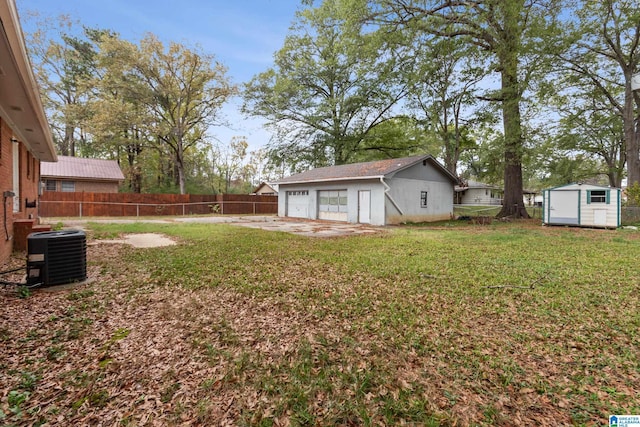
38, 192, 278, 217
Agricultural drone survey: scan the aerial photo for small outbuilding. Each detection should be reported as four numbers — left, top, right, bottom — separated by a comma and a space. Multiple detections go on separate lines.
542, 183, 621, 228
41, 156, 125, 193
252, 181, 279, 195
276, 155, 459, 226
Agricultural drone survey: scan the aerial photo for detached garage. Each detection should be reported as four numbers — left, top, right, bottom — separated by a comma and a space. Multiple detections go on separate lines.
543, 183, 621, 228
277, 155, 459, 226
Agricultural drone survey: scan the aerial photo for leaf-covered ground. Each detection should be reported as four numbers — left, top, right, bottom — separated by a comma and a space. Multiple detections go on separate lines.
1, 221, 639, 426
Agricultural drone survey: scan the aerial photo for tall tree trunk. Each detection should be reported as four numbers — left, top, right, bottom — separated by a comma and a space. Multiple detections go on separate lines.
176, 142, 186, 194
625, 78, 640, 196
63, 125, 73, 156
497, 21, 529, 219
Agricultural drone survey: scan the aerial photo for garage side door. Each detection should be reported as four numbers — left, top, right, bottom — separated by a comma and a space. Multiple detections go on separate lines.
286, 190, 309, 218
548, 190, 579, 225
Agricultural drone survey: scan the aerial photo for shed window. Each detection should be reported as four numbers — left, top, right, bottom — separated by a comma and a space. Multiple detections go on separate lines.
420, 191, 428, 208
44, 180, 57, 191
61, 181, 76, 192
587, 190, 608, 204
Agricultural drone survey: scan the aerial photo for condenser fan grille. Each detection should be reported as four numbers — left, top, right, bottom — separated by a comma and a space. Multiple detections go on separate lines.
27, 230, 87, 287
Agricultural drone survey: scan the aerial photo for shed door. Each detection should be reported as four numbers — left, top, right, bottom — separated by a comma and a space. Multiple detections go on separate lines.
358, 190, 371, 224
593, 209, 607, 226
549, 190, 579, 225
286, 191, 309, 218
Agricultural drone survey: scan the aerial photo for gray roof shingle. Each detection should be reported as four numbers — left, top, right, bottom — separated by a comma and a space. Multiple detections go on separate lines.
277, 155, 458, 184
41, 156, 125, 181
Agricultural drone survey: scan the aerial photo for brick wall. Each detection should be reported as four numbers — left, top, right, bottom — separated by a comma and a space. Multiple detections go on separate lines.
42, 178, 119, 193
0, 117, 43, 263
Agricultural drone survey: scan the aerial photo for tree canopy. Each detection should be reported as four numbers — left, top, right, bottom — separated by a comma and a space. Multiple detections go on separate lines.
26, 1, 640, 205
243, 0, 410, 170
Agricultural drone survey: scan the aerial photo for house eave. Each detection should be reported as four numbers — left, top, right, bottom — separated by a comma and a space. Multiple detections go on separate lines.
277, 175, 384, 186
0, 0, 57, 162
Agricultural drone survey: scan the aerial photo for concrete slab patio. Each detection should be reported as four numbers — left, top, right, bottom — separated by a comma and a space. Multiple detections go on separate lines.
45, 216, 384, 238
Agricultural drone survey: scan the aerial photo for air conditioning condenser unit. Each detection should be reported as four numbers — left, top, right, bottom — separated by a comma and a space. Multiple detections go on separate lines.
26, 230, 87, 287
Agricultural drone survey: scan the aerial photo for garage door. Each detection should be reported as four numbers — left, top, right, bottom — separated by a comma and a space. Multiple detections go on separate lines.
286, 190, 309, 218
318, 190, 348, 221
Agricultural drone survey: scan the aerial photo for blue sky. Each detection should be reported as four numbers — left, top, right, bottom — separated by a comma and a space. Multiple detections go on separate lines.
16, 0, 302, 151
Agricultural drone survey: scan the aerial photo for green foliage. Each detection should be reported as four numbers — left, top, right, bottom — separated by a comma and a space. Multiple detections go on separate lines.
404, 35, 486, 175
243, 0, 408, 168
95, 34, 237, 194
378, 0, 565, 217
16, 286, 31, 299
625, 182, 640, 207
4, 220, 640, 424
7, 390, 30, 418
27, 17, 238, 195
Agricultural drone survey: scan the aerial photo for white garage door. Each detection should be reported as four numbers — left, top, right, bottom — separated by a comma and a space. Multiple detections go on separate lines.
286, 191, 309, 218
318, 190, 348, 221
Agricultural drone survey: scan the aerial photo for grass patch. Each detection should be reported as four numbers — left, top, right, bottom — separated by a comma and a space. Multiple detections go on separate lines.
2, 221, 638, 425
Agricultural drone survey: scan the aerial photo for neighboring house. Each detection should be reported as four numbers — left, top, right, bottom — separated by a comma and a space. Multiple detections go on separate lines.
543, 183, 621, 229
523, 190, 541, 207
526, 194, 543, 207
276, 155, 459, 226
0, 0, 57, 262
41, 156, 125, 193
252, 182, 279, 195
454, 180, 503, 205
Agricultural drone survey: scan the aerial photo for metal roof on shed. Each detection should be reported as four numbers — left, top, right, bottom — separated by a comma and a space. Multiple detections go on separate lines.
41, 156, 125, 181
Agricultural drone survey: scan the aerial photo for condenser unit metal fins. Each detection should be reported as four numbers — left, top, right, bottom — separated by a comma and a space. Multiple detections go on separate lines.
27, 230, 87, 287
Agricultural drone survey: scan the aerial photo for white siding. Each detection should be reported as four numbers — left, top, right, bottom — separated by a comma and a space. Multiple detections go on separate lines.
385, 177, 454, 224
458, 188, 501, 205
543, 184, 620, 228
278, 181, 387, 225
277, 161, 456, 225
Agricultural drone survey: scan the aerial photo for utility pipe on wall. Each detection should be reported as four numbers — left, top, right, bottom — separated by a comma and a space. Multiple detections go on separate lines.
380, 177, 403, 215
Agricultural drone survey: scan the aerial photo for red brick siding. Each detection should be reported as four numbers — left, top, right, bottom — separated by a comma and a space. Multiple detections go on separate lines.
42, 179, 120, 193
0, 117, 43, 263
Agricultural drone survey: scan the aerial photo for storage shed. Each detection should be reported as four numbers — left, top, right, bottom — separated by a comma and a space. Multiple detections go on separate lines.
276, 155, 459, 226
543, 183, 621, 228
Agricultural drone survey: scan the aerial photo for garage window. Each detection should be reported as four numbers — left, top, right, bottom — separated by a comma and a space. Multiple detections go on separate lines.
319, 190, 347, 213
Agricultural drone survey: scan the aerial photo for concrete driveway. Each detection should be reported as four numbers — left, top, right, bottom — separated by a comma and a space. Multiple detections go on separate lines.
50, 215, 384, 238
177, 215, 384, 237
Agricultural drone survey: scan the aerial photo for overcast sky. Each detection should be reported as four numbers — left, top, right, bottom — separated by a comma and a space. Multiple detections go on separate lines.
16, 0, 302, 151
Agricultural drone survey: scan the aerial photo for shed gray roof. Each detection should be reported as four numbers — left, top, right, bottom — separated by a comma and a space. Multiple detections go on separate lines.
41, 156, 125, 181
277, 155, 459, 185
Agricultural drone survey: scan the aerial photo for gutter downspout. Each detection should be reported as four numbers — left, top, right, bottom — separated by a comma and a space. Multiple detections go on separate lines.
380, 176, 403, 215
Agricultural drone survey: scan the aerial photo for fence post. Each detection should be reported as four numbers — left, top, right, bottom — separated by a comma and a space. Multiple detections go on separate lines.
79, 202, 82, 218
183, 204, 185, 216
137, 204, 139, 217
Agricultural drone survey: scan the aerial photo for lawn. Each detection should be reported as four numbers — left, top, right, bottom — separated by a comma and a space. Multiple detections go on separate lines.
1, 221, 639, 426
